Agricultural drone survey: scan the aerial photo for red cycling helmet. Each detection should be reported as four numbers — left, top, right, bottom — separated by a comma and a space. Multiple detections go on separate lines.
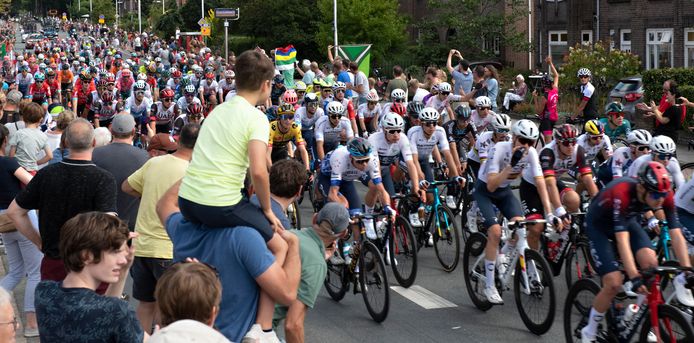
171, 70, 182, 78
553, 123, 578, 141
282, 90, 298, 105
187, 103, 203, 115
390, 102, 407, 116
205, 72, 214, 79
160, 88, 175, 99
101, 91, 113, 102
639, 161, 672, 193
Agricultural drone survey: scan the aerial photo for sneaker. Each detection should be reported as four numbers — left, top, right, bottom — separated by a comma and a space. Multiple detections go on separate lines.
261, 330, 282, 343
580, 326, 597, 343
329, 253, 346, 266
674, 273, 694, 307
242, 324, 263, 343
426, 232, 434, 247
363, 218, 377, 240
24, 327, 39, 338
408, 213, 422, 227
483, 286, 503, 304
445, 195, 457, 209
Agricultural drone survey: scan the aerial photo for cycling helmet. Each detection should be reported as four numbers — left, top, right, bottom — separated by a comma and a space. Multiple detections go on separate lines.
627, 129, 652, 146
512, 119, 540, 140
391, 88, 406, 100
147, 64, 157, 73
278, 103, 295, 116
381, 112, 405, 130
121, 69, 131, 78
160, 70, 170, 79
46, 68, 55, 76
106, 74, 116, 83
541, 75, 553, 89
37, 53, 44, 60
649, 135, 676, 154
273, 74, 284, 84
101, 91, 113, 102
475, 96, 492, 108
346, 137, 372, 158
418, 107, 440, 122
303, 92, 319, 104
39, 63, 47, 70
160, 88, 175, 99
34, 72, 45, 82
553, 124, 578, 141
584, 119, 604, 135
390, 102, 407, 116
282, 89, 298, 105
97, 79, 108, 88
407, 101, 424, 116
223, 70, 235, 78
294, 81, 307, 91
89, 66, 97, 74
326, 101, 345, 116
437, 82, 452, 93
171, 70, 182, 78
137, 73, 147, 81
366, 90, 380, 102
332, 81, 346, 91
205, 72, 214, 79
187, 103, 203, 115
577, 68, 592, 78
134, 80, 147, 92
491, 113, 512, 132
61, 63, 69, 70
638, 161, 671, 193
454, 105, 472, 119
79, 71, 92, 81
184, 84, 196, 95
265, 106, 278, 121
605, 101, 624, 114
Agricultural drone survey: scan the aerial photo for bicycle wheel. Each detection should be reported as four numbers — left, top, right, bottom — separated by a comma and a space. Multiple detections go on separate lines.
463, 232, 493, 311
681, 162, 694, 182
563, 279, 601, 343
359, 241, 390, 323
513, 249, 556, 335
638, 304, 694, 343
564, 239, 598, 289
388, 215, 418, 288
534, 134, 546, 150
432, 205, 461, 272
324, 242, 349, 301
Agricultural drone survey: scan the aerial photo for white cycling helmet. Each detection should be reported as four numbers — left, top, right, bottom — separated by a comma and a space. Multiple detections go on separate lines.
223, 70, 235, 78
437, 82, 452, 93
512, 119, 539, 140
332, 81, 346, 91
418, 107, 440, 122
326, 101, 345, 116
366, 89, 380, 102
391, 88, 406, 100
649, 135, 676, 154
491, 113, 512, 132
577, 68, 592, 78
381, 112, 404, 130
137, 73, 147, 81
475, 96, 492, 108
627, 129, 652, 146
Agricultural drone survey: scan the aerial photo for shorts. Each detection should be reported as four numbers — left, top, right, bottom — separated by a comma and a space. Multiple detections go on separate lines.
131, 257, 173, 302
317, 172, 364, 213
271, 145, 289, 163
472, 181, 524, 229
519, 179, 545, 220
585, 215, 652, 276
677, 207, 694, 249
419, 157, 434, 183
539, 118, 555, 136
178, 196, 274, 242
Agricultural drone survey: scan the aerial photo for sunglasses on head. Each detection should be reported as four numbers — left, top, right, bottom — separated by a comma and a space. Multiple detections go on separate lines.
560, 138, 577, 146
654, 153, 673, 161
649, 191, 668, 200
609, 111, 624, 118
423, 121, 437, 127
353, 158, 370, 165
517, 137, 535, 146
387, 129, 402, 135
280, 114, 295, 121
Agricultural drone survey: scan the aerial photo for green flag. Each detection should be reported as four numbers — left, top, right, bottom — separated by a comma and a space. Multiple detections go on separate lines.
337, 44, 372, 77
0, 43, 6, 58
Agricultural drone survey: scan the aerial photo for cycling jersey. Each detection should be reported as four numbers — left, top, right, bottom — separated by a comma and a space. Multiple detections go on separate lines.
171, 114, 204, 137
478, 141, 542, 187
407, 125, 449, 157
295, 106, 323, 130
470, 110, 496, 132
599, 117, 631, 141
123, 96, 153, 119
176, 96, 201, 113
580, 82, 598, 119
94, 100, 119, 122
443, 120, 476, 145
357, 103, 381, 122
576, 133, 613, 162
58, 70, 73, 85
199, 79, 218, 98
627, 154, 685, 190
149, 101, 179, 133
72, 81, 95, 105
320, 146, 381, 185
676, 177, 694, 213
467, 131, 497, 163
541, 88, 558, 122
46, 79, 60, 97
268, 121, 305, 148
29, 82, 51, 100
15, 73, 33, 97
368, 131, 413, 166
217, 79, 235, 99
314, 115, 353, 145
539, 141, 591, 179
425, 94, 462, 121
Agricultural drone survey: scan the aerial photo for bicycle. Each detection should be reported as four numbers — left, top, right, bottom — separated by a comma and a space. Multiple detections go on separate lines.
541, 212, 598, 289
564, 265, 694, 343
463, 218, 556, 335
680, 162, 694, 182
285, 199, 301, 229
323, 213, 391, 322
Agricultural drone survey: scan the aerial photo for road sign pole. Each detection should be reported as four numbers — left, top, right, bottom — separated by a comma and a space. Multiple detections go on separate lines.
224, 20, 229, 63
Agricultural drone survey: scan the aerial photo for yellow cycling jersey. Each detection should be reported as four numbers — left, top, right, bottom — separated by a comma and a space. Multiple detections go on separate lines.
268, 121, 305, 148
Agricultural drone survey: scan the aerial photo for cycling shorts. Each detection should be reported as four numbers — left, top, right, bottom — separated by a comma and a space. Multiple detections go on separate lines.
585, 215, 652, 276
539, 118, 555, 136
317, 172, 365, 212
472, 181, 523, 229
519, 179, 545, 220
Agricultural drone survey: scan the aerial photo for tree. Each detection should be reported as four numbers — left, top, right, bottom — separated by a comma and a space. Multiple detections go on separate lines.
416, 0, 531, 66
316, 0, 407, 64
69, 0, 116, 25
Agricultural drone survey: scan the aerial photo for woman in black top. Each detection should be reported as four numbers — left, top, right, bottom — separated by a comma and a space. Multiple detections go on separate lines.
647, 85, 682, 142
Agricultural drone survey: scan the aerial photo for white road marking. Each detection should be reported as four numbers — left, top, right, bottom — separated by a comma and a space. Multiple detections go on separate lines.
390, 285, 458, 309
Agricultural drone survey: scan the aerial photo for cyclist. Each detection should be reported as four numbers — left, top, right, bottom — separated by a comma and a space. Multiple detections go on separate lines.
296, 93, 323, 164
294, 81, 307, 105
172, 103, 204, 139
267, 103, 310, 173
571, 68, 598, 124
539, 124, 598, 216
577, 120, 612, 165
149, 88, 179, 134
532, 56, 559, 144
29, 72, 51, 106
357, 90, 382, 135
58, 63, 74, 100
581, 162, 693, 343
405, 101, 425, 133
315, 101, 354, 160
218, 69, 236, 102
473, 119, 552, 304
72, 71, 95, 118
470, 96, 496, 132
383, 88, 407, 116
467, 113, 511, 180
15, 65, 33, 99
45, 68, 61, 104
443, 105, 476, 177
167, 69, 183, 94
675, 178, 694, 266
425, 82, 461, 122
330, 81, 358, 136
93, 90, 120, 128
116, 68, 134, 100
627, 135, 685, 190
199, 71, 219, 111
596, 129, 652, 188
599, 101, 632, 142
123, 80, 153, 138
176, 84, 202, 114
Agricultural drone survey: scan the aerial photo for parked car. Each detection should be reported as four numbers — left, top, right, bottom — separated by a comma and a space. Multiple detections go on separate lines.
604, 75, 643, 120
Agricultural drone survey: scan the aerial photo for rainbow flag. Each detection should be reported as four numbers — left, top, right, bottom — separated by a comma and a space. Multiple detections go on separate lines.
275, 45, 297, 71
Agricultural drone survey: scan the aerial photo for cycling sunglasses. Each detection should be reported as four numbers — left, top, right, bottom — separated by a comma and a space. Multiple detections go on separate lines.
188, 113, 203, 119
280, 114, 294, 121
517, 137, 535, 146
323, 89, 333, 93
368, 101, 378, 105
477, 106, 490, 111
162, 98, 173, 102
329, 114, 342, 119
495, 128, 510, 134
654, 153, 673, 161
579, 75, 590, 79
423, 121, 437, 127
559, 138, 577, 147
307, 102, 318, 108
634, 145, 650, 152
440, 92, 450, 96
648, 191, 668, 200
387, 129, 402, 135
335, 89, 345, 93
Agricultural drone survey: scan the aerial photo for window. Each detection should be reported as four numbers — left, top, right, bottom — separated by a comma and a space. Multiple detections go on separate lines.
548, 30, 568, 67
620, 29, 631, 52
686, 29, 694, 68
581, 30, 593, 45
482, 34, 501, 56
646, 29, 673, 69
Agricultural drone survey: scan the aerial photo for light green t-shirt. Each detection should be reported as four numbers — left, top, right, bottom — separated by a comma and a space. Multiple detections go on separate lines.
179, 96, 270, 206
128, 154, 190, 259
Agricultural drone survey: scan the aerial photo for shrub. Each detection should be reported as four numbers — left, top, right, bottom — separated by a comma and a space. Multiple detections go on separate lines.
641, 68, 694, 102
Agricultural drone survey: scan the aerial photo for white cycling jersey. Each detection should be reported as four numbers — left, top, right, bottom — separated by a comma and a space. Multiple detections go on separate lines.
123, 96, 152, 119
470, 110, 496, 133
576, 133, 613, 162
627, 154, 685, 190
176, 96, 201, 113
407, 125, 449, 158
478, 141, 542, 187
467, 131, 497, 163
199, 79, 218, 97
321, 146, 381, 184
368, 131, 413, 166
675, 177, 694, 213
608, 146, 634, 178
314, 115, 354, 144
357, 103, 381, 120
296, 106, 324, 130
425, 94, 462, 122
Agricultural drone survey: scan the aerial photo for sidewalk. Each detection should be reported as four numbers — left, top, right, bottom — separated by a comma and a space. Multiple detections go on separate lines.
0, 252, 32, 343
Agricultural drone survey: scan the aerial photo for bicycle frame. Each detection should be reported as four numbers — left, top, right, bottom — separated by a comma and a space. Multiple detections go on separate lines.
654, 221, 672, 261
423, 180, 454, 238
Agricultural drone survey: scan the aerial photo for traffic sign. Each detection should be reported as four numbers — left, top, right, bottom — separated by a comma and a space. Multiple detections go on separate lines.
201, 27, 211, 36
215, 8, 240, 20
99, 14, 105, 19
99, 18, 105, 24
197, 18, 208, 27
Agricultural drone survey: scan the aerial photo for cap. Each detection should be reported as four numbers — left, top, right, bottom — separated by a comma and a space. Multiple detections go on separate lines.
147, 320, 230, 343
110, 114, 135, 134
316, 203, 350, 235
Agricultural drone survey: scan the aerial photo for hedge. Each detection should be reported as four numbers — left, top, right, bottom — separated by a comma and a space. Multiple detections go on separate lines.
642, 68, 694, 130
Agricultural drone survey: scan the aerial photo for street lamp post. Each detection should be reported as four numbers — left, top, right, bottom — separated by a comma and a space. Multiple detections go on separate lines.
138, 0, 141, 33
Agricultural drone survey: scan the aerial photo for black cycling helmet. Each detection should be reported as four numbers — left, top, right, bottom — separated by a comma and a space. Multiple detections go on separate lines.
346, 137, 372, 158
541, 75, 553, 89
454, 105, 472, 119
407, 101, 424, 116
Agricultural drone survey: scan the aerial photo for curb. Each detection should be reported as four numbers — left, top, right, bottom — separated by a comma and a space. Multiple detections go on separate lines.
0, 253, 28, 343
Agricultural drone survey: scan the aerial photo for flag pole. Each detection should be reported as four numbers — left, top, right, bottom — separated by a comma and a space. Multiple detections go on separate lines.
333, 0, 338, 56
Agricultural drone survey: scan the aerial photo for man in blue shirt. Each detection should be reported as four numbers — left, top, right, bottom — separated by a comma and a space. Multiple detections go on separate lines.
333, 60, 353, 98
446, 49, 473, 96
